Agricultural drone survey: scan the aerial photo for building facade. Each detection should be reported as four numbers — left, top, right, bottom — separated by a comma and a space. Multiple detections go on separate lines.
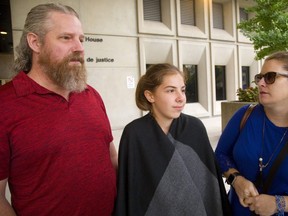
2, 0, 261, 148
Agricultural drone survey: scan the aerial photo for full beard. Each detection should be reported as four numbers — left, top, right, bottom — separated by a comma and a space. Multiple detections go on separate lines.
38, 50, 87, 93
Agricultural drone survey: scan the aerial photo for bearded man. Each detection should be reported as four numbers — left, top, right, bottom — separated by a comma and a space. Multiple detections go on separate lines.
0, 3, 117, 216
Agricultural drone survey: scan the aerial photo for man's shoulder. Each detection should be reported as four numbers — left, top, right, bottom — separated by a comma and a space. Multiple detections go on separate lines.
0, 82, 18, 118
85, 85, 101, 97
0, 81, 15, 99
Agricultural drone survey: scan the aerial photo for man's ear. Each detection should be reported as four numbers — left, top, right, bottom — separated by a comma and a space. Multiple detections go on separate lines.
144, 90, 154, 103
26, 32, 41, 53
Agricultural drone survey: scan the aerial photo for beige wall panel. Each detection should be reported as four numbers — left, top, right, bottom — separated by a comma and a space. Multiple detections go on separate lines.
84, 34, 139, 135
176, 0, 208, 38
211, 43, 237, 115
178, 41, 211, 117
239, 46, 257, 66
238, 46, 261, 87
209, 0, 236, 41
87, 68, 140, 131
139, 38, 178, 74
10, 0, 80, 29
137, 0, 175, 35
81, 0, 137, 36
84, 35, 138, 68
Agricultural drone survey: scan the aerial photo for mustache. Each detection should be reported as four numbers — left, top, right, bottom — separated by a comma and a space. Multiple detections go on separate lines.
66, 52, 84, 64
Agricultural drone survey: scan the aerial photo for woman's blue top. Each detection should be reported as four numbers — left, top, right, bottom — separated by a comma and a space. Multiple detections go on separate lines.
215, 104, 288, 216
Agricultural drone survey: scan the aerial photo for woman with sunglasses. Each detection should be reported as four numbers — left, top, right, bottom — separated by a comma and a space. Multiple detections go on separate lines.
215, 51, 288, 216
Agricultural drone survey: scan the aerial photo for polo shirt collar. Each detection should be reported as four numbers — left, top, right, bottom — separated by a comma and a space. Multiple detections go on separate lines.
13, 71, 55, 97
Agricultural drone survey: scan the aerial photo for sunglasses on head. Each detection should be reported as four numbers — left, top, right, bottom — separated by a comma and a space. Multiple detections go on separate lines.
254, 72, 288, 84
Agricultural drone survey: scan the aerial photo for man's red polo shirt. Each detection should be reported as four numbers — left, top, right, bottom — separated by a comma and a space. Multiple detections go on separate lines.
0, 72, 116, 215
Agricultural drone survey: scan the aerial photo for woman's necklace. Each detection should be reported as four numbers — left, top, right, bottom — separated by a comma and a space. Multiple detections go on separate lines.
259, 118, 288, 172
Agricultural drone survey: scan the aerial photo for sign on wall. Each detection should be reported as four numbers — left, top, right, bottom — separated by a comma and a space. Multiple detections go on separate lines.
83, 34, 138, 68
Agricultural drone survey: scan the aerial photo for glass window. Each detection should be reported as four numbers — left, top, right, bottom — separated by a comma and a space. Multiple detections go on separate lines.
183, 64, 198, 103
213, 2, 224, 29
180, 0, 195, 26
239, 7, 248, 21
146, 64, 154, 70
143, 0, 162, 21
242, 66, 250, 89
215, 65, 226, 100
